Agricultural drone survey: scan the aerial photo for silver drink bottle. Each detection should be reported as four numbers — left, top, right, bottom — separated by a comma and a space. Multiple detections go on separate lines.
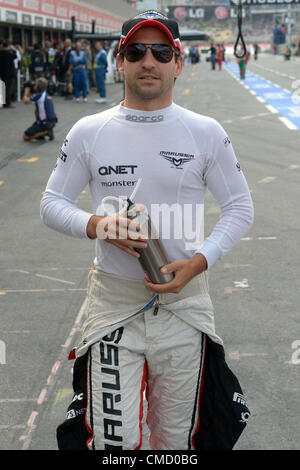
127, 198, 174, 284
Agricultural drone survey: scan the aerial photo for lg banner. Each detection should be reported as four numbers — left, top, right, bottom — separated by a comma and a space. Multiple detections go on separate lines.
166, 5, 248, 22
230, 0, 300, 5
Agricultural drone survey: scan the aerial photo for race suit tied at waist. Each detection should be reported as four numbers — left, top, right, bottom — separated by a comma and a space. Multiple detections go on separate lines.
75, 267, 223, 358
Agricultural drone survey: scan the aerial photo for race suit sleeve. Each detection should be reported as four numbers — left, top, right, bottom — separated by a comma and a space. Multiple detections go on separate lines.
40, 119, 93, 238
194, 121, 254, 268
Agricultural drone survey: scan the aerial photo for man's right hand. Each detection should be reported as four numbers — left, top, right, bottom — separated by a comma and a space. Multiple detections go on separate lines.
23, 86, 32, 104
86, 214, 148, 258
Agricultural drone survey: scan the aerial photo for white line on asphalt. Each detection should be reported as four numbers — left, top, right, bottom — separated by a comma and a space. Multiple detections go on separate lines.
37, 388, 47, 405
12, 270, 30, 274
241, 236, 277, 241
1, 330, 31, 333
229, 351, 268, 360
224, 263, 252, 269
279, 116, 298, 130
225, 64, 297, 131
1, 288, 86, 293
222, 111, 273, 125
265, 104, 278, 114
19, 297, 88, 450
5, 267, 90, 272
258, 176, 277, 183
0, 425, 27, 429
250, 90, 256, 95
249, 64, 297, 81
257, 236, 277, 240
35, 273, 76, 285
224, 286, 254, 294
0, 398, 37, 402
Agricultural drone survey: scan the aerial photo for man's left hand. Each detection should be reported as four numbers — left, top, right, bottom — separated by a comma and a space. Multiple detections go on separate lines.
143, 253, 208, 294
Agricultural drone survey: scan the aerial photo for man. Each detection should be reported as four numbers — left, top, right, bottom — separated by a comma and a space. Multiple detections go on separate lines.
70, 42, 88, 102
216, 44, 223, 71
30, 43, 44, 80
94, 41, 108, 104
60, 39, 73, 100
11, 43, 21, 102
237, 45, 250, 81
0, 40, 17, 108
46, 40, 59, 94
41, 10, 253, 450
44, 41, 53, 80
23, 77, 57, 141
210, 43, 216, 70
81, 39, 94, 93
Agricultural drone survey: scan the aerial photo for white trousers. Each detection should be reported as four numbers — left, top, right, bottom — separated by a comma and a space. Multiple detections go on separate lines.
86, 305, 206, 450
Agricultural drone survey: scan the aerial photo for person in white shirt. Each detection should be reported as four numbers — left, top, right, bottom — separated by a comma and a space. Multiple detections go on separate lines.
41, 10, 253, 451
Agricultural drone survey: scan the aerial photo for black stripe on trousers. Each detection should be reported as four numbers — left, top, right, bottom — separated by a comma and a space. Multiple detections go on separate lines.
188, 332, 206, 450
88, 349, 95, 450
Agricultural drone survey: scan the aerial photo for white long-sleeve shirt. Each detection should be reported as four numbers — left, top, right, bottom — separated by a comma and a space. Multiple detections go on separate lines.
40, 102, 254, 279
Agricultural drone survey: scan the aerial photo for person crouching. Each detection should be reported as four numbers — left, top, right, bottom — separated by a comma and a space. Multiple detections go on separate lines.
23, 77, 57, 141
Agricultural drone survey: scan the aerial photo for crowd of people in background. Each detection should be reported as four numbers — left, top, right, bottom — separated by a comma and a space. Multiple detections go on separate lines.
209, 43, 226, 71
1, 36, 300, 111
0, 37, 123, 109
183, 43, 226, 69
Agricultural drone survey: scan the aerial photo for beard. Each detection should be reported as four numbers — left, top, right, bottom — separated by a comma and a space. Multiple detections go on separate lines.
124, 70, 174, 101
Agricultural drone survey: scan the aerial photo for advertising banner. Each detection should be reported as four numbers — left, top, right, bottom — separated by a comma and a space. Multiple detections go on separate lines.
230, 0, 300, 5
166, 5, 248, 22
0, 0, 124, 28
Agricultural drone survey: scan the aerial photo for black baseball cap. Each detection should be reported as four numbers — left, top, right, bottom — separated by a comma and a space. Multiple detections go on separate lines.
118, 10, 182, 53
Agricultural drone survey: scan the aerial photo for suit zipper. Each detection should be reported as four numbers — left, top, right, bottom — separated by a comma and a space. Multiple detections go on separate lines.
153, 298, 159, 316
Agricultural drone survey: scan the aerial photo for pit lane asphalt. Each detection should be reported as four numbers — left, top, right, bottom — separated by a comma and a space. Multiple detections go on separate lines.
0, 53, 299, 450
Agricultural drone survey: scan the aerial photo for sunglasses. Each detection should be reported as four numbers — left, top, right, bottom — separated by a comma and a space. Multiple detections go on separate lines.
123, 43, 180, 63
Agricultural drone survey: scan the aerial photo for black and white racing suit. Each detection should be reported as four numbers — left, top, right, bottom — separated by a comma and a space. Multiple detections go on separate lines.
40, 102, 254, 450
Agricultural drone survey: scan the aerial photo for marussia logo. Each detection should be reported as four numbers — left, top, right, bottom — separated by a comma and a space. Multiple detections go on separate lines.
223, 136, 231, 147
135, 10, 168, 20
59, 149, 67, 162
160, 150, 194, 169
